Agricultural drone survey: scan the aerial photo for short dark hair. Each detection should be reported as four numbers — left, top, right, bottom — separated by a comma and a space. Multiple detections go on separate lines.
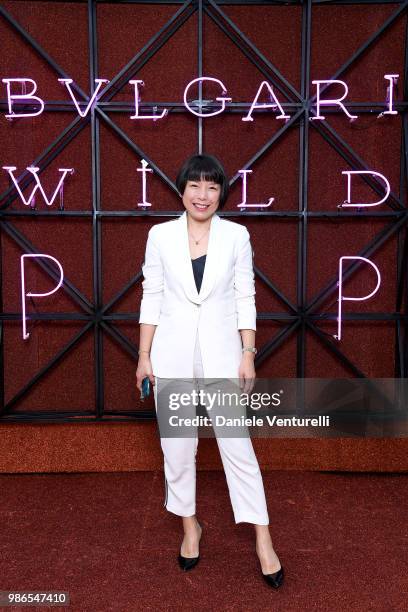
176, 154, 229, 209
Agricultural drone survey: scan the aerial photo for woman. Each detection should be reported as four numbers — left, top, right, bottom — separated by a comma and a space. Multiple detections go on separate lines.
136, 154, 284, 589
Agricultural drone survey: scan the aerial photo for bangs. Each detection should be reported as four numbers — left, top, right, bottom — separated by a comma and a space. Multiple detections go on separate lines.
184, 159, 223, 185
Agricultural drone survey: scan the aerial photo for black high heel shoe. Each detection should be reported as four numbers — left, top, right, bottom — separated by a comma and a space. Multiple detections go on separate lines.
178, 553, 200, 571
262, 565, 284, 589
178, 522, 202, 571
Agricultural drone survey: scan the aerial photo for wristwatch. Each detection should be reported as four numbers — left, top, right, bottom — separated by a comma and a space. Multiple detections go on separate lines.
242, 347, 257, 354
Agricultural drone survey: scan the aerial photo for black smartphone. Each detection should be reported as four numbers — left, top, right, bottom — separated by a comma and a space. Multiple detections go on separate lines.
141, 376, 150, 400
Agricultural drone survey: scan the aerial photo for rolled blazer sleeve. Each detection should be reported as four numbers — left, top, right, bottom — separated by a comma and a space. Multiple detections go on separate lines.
139, 228, 164, 325
234, 227, 257, 331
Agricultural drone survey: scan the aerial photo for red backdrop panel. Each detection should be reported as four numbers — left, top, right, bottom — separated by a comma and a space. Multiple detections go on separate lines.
0, 1, 405, 413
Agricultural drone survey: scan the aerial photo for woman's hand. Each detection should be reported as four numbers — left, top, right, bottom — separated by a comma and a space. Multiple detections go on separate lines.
238, 353, 256, 394
136, 354, 155, 393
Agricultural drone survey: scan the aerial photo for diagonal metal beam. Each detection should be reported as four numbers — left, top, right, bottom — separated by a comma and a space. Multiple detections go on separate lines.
203, 3, 299, 103
305, 319, 367, 377
2, 321, 93, 414
96, 102, 302, 318
101, 271, 143, 315
310, 119, 405, 211
101, 320, 138, 359
206, 0, 303, 102
305, 212, 408, 314
309, 1, 408, 103
255, 319, 302, 368
0, 219, 94, 312
229, 108, 304, 187
0, 5, 88, 100
0, 115, 90, 209
254, 264, 298, 313
1, 2, 194, 213
0, 2, 194, 213
97, 0, 195, 103
96, 107, 178, 193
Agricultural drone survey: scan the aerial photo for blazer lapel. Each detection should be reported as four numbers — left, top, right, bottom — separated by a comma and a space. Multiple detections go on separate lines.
177, 210, 222, 304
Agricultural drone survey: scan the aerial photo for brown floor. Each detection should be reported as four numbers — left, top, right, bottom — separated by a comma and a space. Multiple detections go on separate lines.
0, 470, 407, 612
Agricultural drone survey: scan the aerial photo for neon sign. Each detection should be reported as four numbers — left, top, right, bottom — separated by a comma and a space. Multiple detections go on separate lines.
237, 169, 274, 208
137, 159, 153, 207
311, 80, 358, 121
242, 81, 290, 122
183, 77, 232, 117
339, 171, 391, 208
3, 75, 394, 341
2, 78, 44, 118
129, 80, 168, 121
335, 256, 381, 341
3, 162, 391, 211
20, 254, 64, 340
58, 78, 109, 117
18, 251, 383, 342
2, 166, 74, 208
1, 74, 400, 121
381, 74, 399, 116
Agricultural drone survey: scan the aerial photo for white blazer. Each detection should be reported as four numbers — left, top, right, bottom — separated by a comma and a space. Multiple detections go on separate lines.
139, 210, 256, 378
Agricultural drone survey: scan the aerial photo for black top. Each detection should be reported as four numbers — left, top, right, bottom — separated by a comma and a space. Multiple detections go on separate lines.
191, 254, 206, 293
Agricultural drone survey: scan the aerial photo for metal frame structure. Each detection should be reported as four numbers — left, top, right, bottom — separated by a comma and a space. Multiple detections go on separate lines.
0, 0, 407, 422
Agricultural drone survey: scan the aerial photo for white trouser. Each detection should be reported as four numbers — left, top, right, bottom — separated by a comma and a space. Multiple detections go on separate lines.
153, 331, 269, 525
